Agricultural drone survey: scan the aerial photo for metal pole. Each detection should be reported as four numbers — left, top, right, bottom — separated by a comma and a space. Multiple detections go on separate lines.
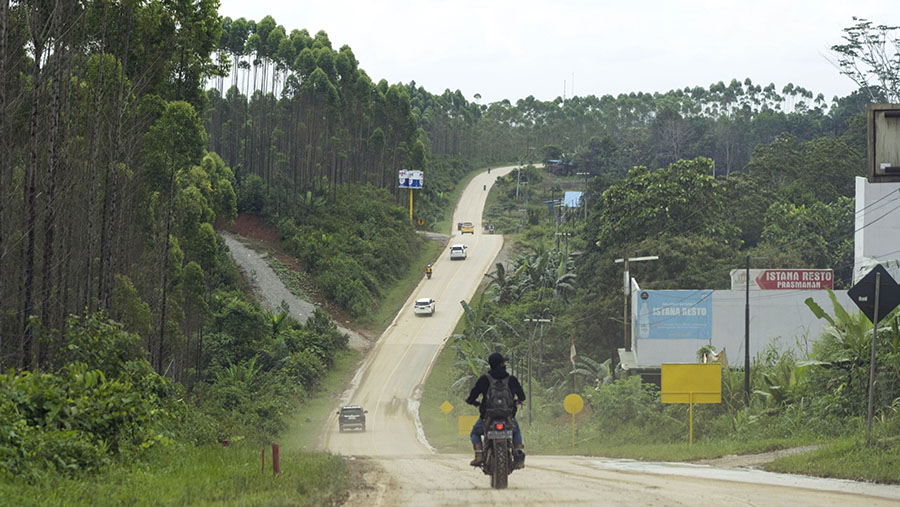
867, 272, 881, 443
623, 257, 629, 351
744, 255, 750, 407
516, 167, 520, 199
615, 255, 659, 353
538, 320, 545, 384
523, 317, 534, 425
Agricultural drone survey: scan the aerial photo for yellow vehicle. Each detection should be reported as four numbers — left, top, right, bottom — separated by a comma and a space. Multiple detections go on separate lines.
460, 222, 475, 234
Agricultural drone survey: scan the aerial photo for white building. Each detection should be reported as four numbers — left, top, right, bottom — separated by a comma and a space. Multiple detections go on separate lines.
626, 176, 900, 368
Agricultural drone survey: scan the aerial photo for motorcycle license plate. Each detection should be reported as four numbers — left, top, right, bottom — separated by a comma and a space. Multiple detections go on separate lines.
486, 429, 513, 439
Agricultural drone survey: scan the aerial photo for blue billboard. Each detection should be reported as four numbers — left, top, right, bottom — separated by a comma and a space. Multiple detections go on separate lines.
636, 290, 712, 340
398, 170, 423, 189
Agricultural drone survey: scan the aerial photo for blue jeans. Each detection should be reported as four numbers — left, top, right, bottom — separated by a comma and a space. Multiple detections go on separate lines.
470, 417, 522, 446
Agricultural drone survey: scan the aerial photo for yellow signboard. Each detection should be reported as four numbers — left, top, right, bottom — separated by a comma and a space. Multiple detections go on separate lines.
440, 400, 454, 415
661, 363, 722, 404
563, 394, 584, 415
458, 416, 478, 435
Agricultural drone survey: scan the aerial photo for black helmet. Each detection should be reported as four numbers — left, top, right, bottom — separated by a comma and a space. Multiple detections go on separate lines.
487, 352, 508, 369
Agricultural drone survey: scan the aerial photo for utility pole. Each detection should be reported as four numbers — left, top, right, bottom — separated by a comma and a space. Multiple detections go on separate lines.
524, 317, 551, 425
614, 255, 659, 351
744, 255, 750, 407
575, 171, 589, 220
555, 232, 572, 257
515, 166, 521, 199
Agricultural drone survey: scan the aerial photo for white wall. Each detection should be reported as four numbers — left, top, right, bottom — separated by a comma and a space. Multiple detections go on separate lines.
632, 287, 855, 367
854, 176, 900, 284
629, 176, 900, 367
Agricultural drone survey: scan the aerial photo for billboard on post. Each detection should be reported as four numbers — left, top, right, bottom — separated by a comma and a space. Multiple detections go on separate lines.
398, 170, 423, 189
636, 290, 712, 340
730, 269, 833, 291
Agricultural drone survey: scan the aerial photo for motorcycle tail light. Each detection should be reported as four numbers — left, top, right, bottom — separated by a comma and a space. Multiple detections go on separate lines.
495, 423, 504, 430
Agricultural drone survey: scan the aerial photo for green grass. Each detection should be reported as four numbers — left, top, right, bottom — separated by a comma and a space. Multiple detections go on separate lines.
420, 334, 481, 453
281, 347, 363, 452
352, 239, 446, 334
0, 444, 348, 506
766, 434, 900, 483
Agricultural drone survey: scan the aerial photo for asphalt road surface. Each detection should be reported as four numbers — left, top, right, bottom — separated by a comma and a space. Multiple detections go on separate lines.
324, 165, 900, 506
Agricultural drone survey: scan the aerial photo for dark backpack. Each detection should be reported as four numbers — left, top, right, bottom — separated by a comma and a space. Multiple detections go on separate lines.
484, 375, 515, 417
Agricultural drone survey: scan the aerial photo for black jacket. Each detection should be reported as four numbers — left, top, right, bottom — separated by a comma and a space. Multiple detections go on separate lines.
465, 367, 526, 418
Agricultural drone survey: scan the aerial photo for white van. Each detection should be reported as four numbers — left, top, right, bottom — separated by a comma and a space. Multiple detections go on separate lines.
449, 244, 468, 260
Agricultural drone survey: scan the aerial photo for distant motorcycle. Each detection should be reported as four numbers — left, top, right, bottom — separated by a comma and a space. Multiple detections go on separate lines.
426, 265, 432, 279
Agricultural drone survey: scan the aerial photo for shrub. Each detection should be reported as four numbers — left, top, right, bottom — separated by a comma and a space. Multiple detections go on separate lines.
236, 173, 267, 213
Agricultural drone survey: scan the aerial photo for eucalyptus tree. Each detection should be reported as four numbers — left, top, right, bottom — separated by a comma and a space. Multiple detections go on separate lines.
831, 17, 900, 102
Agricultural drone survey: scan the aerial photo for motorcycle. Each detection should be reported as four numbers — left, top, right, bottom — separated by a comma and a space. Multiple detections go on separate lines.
426, 266, 432, 279
476, 412, 524, 489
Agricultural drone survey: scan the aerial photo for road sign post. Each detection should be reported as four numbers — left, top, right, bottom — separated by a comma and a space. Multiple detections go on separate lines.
848, 264, 900, 443
563, 394, 583, 448
661, 364, 722, 445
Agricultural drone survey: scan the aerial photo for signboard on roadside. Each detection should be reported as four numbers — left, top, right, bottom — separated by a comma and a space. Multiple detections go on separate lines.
848, 264, 900, 325
458, 415, 478, 436
398, 170, 423, 189
730, 269, 833, 291
661, 364, 722, 404
636, 290, 712, 340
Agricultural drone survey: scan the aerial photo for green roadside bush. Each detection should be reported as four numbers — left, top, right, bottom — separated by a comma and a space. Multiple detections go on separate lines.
0, 315, 183, 482
276, 183, 423, 317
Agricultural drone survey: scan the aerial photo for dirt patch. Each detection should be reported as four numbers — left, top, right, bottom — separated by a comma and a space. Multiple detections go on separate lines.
226, 213, 280, 243
341, 457, 398, 507
219, 213, 376, 347
691, 445, 823, 469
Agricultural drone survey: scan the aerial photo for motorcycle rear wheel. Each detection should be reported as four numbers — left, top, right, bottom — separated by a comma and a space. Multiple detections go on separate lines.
490, 440, 509, 489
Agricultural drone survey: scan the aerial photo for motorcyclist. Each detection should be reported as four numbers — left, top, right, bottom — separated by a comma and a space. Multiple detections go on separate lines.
483, 184, 486, 191
465, 352, 525, 466
425, 264, 433, 278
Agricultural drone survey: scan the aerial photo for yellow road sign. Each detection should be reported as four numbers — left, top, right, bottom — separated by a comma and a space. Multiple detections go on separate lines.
564, 394, 584, 415
440, 400, 454, 415
661, 363, 722, 404
661, 363, 723, 445
458, 415, 478, 435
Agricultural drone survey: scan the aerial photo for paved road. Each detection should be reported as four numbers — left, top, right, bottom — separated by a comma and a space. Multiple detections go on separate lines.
324, 165, 900, 506
324, 166, 513, 457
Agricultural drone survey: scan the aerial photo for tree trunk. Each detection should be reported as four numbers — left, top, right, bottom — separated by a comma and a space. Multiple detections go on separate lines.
0, 0, 8, 365
40, 2, 65, 367
23, 36, 43, 370
85, 4, 109, 311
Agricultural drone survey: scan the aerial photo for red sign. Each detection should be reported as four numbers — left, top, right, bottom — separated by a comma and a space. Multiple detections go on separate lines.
755, 269, 833, 290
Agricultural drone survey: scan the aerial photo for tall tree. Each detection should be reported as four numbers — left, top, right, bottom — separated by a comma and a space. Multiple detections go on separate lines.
831, 17, 900, 102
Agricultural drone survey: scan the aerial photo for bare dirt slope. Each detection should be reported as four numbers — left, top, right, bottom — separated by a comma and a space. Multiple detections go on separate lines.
220, 231, 371, 351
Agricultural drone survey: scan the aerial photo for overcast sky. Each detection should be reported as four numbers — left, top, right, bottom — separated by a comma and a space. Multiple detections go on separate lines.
217, 0, 896, 105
